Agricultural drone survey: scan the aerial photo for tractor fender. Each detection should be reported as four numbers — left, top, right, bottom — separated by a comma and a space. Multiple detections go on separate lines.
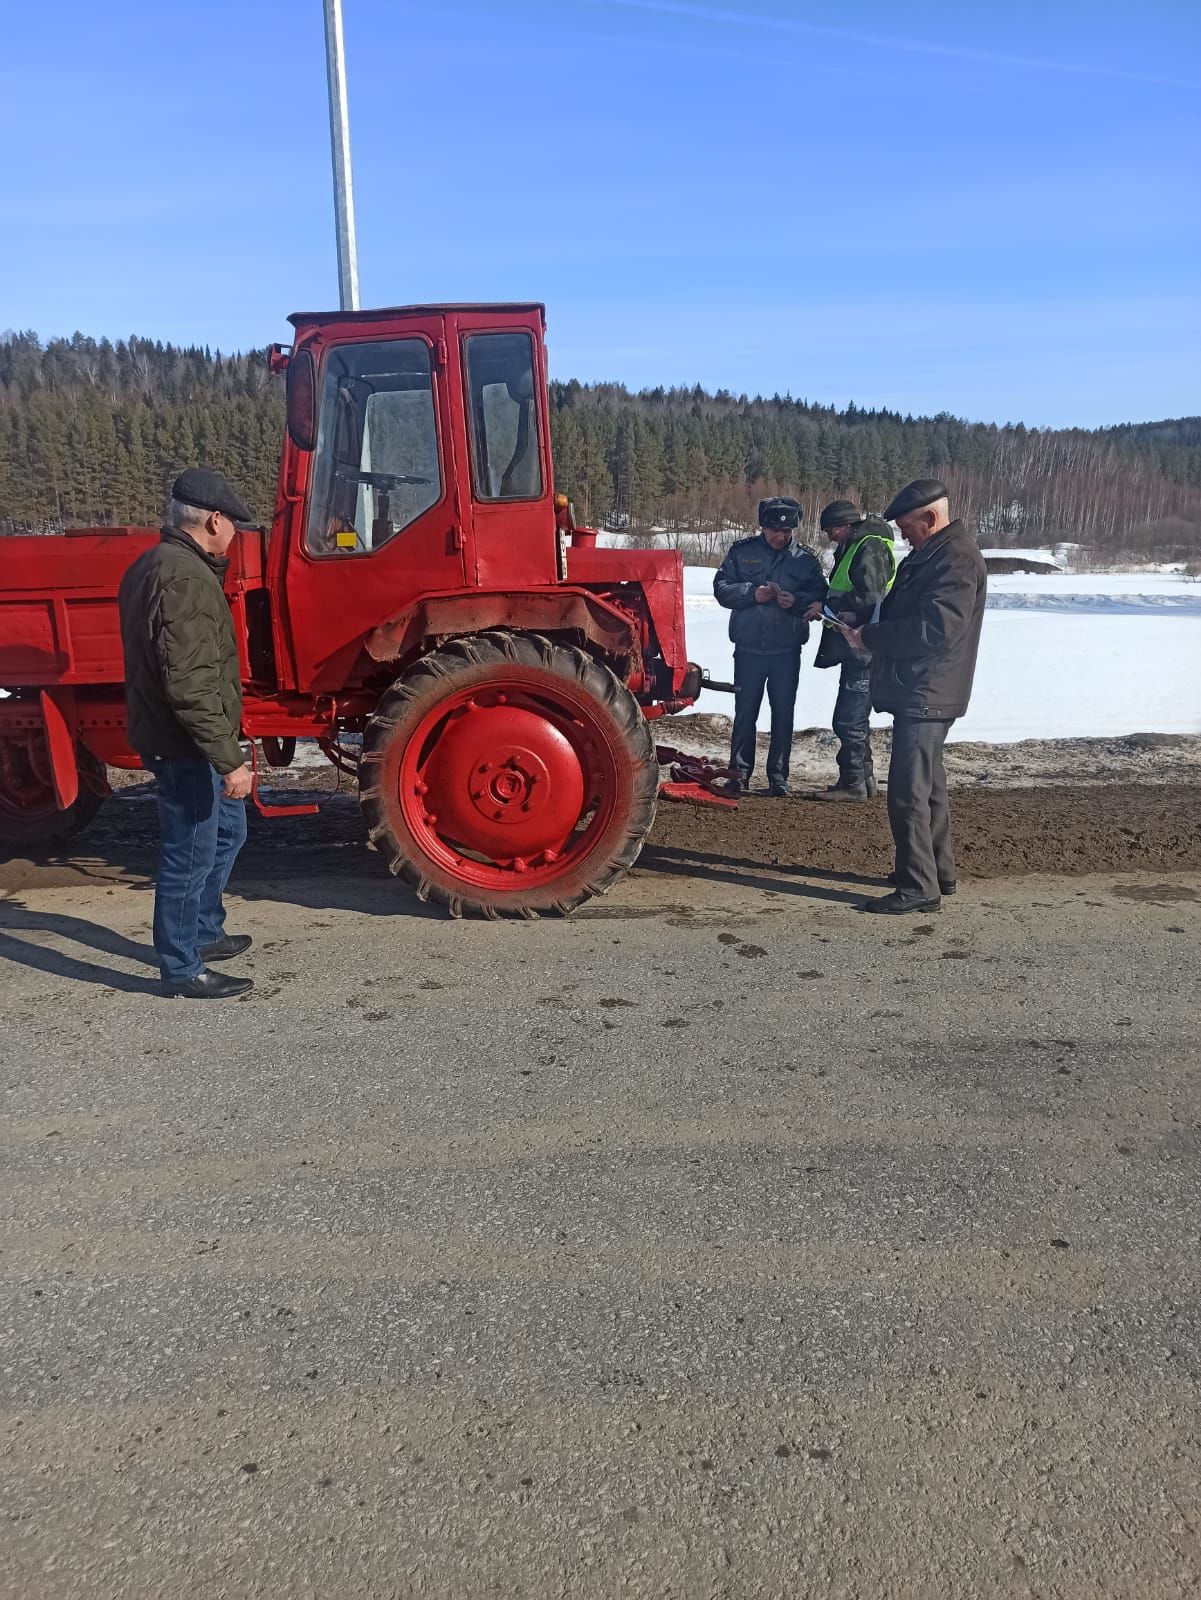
364, 590, 640, 673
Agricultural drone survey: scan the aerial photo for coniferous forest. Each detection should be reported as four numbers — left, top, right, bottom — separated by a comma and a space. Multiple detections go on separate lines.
1, 331, 1198, 562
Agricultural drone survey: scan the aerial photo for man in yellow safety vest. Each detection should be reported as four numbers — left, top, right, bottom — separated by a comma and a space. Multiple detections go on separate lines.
804, 500, 897, 799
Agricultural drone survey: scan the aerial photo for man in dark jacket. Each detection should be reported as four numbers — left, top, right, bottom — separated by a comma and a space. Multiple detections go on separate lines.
837, 479, 987, 914
713, 497, 827, 795
119, 469, 256, 997
804, 500, 896, 800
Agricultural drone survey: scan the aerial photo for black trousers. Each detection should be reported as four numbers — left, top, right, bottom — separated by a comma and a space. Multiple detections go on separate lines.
832, 659, 874, 789
730, 648, 801, 787
887, 717, 956, 901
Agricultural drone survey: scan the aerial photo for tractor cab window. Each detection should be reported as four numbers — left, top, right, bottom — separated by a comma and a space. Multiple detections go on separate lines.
465, 332, 543, 501
305, 338, 441, 555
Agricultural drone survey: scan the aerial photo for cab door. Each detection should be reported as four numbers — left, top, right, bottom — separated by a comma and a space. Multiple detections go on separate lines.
450, 309, 559, 592
283, 314, 467, 692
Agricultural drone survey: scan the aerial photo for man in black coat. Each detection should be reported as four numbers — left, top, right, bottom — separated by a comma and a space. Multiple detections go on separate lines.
804, 500, 897, 800
837, 479, 987, 913
713, 497, 827, 796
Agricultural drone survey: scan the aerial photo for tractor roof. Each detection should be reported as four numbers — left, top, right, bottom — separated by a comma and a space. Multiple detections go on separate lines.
288, 302, 546, 328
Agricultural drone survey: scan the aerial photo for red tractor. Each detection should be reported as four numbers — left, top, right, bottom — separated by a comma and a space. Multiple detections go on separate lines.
0, 303, 722, 917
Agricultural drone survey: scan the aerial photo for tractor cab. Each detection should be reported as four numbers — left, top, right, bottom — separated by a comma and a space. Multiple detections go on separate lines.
267, 304, 568, 693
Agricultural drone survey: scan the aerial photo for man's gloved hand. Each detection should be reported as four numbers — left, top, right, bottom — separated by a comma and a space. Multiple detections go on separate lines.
222, 763, 253, 800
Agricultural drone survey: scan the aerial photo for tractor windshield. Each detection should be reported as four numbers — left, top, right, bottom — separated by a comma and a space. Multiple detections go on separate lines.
464, 332, 543, 501
305, 338, 442, 555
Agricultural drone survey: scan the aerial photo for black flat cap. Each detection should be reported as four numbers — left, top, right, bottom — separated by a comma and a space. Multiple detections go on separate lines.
819, 499, 862, 530
884, 478, 948, 522
758, 496, 801, 530
171, 467, 254, 526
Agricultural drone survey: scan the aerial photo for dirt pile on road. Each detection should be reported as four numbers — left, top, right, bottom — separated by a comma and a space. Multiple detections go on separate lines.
658, 718, 1201, 790
646, 784, 1201, 880
1, 782, 1197, 895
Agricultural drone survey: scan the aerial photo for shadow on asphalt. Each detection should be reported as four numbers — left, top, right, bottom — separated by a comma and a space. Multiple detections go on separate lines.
0, 910, 161, 994
640, 844, 889, 906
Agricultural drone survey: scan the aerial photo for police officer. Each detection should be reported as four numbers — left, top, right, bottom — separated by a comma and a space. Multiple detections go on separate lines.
805, 500, 896, 800
714, 497, 827, 796
836, 479, 987, 914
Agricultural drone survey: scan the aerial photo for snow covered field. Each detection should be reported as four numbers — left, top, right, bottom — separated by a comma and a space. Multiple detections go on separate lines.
681, 565, 1201, 743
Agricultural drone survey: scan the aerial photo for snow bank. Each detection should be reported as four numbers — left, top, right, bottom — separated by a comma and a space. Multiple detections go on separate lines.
682, 567, 1201, 744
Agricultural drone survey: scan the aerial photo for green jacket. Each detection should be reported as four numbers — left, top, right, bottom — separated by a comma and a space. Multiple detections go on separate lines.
118, 526, 245, 773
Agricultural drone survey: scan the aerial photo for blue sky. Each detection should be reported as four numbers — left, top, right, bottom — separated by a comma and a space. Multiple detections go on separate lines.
2, 0, 1198, 426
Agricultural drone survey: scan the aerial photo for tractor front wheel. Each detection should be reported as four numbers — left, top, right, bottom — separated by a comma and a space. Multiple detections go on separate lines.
359, 632, 658, 917
0, 739, 108, 854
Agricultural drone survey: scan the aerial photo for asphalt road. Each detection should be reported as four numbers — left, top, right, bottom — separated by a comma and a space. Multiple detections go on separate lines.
2, 825, 1200, 1598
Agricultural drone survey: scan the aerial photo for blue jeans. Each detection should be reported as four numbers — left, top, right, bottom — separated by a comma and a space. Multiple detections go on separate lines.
147, 757, 248, 984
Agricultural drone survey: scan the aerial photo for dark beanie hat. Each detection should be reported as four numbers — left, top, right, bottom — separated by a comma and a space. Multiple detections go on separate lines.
819, 499, 862, 530
883, 478, 948, 522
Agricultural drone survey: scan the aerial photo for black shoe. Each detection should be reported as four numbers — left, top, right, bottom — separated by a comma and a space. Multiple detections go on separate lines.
886, 872, 956, 896
199, 933, 253, 962
862, 892, 941, 915
768, 784, 788, 798
163, 969, 254, 999
811, 783, 867, 802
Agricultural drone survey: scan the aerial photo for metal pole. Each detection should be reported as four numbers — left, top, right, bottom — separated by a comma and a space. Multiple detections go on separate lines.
322, 0, 361, 311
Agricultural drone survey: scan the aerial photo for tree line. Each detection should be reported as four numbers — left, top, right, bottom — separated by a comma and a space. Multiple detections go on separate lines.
1, 330, 1198, 560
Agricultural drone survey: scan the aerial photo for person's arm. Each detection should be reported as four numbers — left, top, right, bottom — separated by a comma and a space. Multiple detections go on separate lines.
713, 546, 759, 609
153, 580, 246, 774
780, 550, 828, 612
861, 562, 980, 659
844, 540, 894, 613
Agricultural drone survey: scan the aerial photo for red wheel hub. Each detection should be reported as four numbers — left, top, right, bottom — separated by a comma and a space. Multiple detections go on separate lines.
422, 702, 585, 859
391, 676, 623, 890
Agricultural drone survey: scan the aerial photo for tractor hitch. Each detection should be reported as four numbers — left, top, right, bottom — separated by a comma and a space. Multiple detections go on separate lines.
656, 746, 740, 809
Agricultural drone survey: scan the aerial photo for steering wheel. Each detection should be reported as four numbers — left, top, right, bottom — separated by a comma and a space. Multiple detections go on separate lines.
334, 468, 432, 489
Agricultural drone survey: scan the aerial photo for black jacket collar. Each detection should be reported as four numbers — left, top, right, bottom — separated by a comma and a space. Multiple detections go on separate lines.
908, 520, 964, 564
160, 524, 230, 579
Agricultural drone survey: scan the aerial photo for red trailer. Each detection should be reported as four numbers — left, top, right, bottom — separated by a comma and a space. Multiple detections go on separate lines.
0, 303, 723, 916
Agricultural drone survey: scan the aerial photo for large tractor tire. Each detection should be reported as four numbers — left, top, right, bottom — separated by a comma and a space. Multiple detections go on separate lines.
359, 631, 659, 918
0, 741, 108, 854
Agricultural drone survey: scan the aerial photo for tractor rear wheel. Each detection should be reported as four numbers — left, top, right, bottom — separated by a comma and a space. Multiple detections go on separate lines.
359, 631, 658, 917
0, 740, 108, 854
